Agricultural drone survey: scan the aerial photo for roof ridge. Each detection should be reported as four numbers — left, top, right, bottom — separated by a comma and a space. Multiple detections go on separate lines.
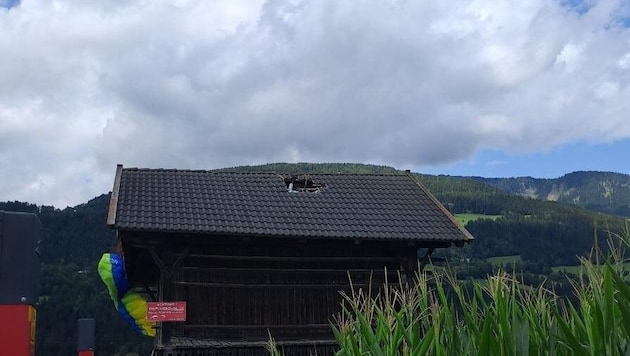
123, 167, 407, 176
124, 168, 276, 174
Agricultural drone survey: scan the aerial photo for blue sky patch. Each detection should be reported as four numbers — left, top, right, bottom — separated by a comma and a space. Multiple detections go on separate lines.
1, 0, 19, 9
560, 0, 594, 16
421, 139, 630, 178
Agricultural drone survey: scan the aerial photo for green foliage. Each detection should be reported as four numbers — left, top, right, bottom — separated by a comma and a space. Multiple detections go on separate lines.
2, 162, 629, 355
474, 171, 630, 217
268, 228, 630, 355
486, 255, 522, 267
454, 213, 502, 226
223, 163, 626, 269
0, 197, 152, 356
552, 228, 630, 355
215, 162, 399, 174
319, 269, 561, 356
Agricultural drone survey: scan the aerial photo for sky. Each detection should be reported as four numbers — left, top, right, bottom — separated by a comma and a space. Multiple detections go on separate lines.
1, 0, 629, 208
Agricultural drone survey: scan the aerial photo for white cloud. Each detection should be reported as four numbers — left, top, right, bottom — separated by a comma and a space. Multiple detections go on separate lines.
0, 0, 629, 207
556, 42, 586, 73
618, 52, 630, 69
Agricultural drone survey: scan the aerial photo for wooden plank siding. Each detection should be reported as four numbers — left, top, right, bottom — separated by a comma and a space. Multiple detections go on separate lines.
121, 233, 418, 355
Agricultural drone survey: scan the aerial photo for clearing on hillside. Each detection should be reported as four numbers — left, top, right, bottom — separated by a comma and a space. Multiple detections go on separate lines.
454, 213, 502, 226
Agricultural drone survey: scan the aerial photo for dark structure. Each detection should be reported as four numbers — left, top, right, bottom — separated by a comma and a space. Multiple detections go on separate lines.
0, 211, 41, 356
106, 165, 473, 355
0, 211, 41, 305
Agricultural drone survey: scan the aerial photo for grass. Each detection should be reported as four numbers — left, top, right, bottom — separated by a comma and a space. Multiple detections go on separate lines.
454, 213, 502, 226
269, 226, 630, 355
486, 255, 522, 267
552, 262, 630, 274
552, 264, 585, 274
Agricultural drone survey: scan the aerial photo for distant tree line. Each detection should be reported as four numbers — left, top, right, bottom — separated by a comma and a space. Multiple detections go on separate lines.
1, 162, 627, 355
0, 198, 152, 356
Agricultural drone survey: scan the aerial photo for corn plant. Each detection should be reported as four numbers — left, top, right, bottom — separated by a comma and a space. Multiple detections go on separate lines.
269, 227, 630, 355
330, 267, 560, 356
554, 227, 630, 355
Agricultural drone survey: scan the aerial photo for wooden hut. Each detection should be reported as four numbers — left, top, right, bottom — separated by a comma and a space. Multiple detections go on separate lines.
106, 165, 473, 355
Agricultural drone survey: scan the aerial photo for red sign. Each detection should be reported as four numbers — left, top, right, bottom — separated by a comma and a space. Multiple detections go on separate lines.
147, 302, 187, 322
0, 305, 36, 356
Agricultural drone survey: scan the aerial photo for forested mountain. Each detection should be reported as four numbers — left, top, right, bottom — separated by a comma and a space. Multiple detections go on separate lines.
0, 198, 152, 356
218, 162, 399, 174
416, 173, 625, 266
470, 171, 630, 217
1, 162, 628, 355
220, 163, 627, 267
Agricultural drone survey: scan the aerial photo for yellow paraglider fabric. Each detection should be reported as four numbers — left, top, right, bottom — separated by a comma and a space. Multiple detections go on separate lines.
98, 253, 155, 337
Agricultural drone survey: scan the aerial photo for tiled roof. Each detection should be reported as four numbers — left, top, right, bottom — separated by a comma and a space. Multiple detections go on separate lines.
107, 166, 473, 244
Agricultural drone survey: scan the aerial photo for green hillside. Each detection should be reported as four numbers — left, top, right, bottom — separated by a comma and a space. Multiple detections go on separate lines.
0, 198, 152, 356
1, 162, 628, 355
214, 163, 625, 266
418, 173, 625, 266
217, 162, 399, 174
472, 171, 630, 217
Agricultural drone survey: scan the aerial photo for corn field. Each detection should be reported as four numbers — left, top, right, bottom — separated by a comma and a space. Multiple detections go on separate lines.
269, 228, 630, 355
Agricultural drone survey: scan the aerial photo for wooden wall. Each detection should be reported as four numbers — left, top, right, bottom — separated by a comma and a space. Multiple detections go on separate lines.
121, 233, 428, 355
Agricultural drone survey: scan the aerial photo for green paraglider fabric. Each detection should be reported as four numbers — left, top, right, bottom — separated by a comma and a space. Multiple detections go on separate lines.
98, 253, 155, 337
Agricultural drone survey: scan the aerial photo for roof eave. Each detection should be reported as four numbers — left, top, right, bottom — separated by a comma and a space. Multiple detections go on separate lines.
106, 164, 123, 226
405, 171, 475, 243
115, 226, 464, 246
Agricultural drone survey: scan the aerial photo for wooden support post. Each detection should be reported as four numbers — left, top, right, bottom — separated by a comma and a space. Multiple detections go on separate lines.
77, 318, 95, 356
419, 248, 435, 271
147, 245, 191, 349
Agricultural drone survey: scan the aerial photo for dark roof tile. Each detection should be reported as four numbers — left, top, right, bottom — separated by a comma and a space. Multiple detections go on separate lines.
109, 167, 473, 244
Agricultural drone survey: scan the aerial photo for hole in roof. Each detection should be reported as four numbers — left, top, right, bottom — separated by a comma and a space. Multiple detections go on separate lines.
285, 175, 326, 193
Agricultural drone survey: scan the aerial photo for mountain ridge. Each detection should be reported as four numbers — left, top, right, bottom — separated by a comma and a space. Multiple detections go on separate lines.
215, 162, 630, 218
467, 170, 630, 217
1, 163, 628, 355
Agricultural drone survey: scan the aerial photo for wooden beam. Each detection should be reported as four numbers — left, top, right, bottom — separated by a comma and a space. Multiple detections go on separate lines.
419, 247, 435, 271
173, 281, 372, 289
183, 254, 399, 263
183, 324, 330, 329
106, 164, 123, 226
165, 337, 337, 348
149, 245, 192, 279
148, 248, 169, 276
178, 266, 401, 274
